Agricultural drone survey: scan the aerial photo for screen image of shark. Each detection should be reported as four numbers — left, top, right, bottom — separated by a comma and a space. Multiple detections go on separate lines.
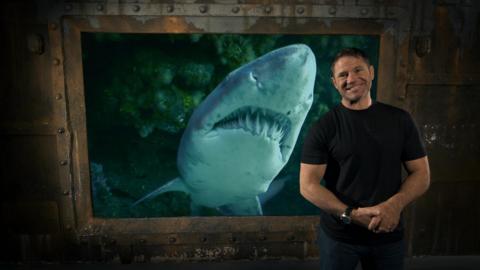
82, 33, 379, 217
132, 44, 316, 216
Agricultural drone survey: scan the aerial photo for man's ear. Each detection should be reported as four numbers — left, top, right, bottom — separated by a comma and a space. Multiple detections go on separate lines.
369, 65, 375, 80
331, 76, 338, 89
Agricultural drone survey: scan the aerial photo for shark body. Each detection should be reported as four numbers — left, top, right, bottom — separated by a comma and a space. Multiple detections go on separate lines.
134, 44, 316, 215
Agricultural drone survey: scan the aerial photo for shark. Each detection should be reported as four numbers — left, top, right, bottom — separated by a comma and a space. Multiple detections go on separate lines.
133, 44, 316, 215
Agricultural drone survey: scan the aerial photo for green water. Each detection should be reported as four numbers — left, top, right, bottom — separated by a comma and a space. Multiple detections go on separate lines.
82, 33, 379, 218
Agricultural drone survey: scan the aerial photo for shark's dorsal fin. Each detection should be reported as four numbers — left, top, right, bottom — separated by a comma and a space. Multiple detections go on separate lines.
218, 196, 263, 216
132, 177, 188, 207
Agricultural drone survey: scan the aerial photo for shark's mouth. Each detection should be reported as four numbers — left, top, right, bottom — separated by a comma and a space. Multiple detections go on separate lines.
213, 106, 292, 151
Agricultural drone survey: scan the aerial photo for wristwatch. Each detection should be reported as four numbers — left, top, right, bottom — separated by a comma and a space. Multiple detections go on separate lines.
340, 206, 356, 224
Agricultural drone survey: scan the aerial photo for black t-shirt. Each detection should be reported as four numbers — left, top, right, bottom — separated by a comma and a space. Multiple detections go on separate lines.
301, 101, 426, 245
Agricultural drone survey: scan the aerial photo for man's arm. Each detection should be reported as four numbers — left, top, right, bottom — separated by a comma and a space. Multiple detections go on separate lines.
299, 163, 345, 216
299, 163, 378, 228
368, 156, 431, 232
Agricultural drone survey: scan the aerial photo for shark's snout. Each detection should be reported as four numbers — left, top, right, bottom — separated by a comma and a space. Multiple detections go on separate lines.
277, 44, 315, 68
273, 44, 312, 59
193, 44, 316, 161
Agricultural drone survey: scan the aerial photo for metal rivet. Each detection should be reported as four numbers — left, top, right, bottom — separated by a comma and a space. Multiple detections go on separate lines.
50, 23, 58, 30
53, 58, 60, 66
60, 160, 68, 166
57, 127, 65, 134
328, 6, 337, 15
63, 190, 70, 195
296, 6, 305, 14
96, 4, 104, 11
166, 5, 174, 13
56, 94, 63, 100
264, 6, 272, 14
132, 5, 140, 12
231, 6, 240, 14
201, 237, 208, 243
199, 5, 208, 13
27, 34, 44, 55
65, 4, 73, 11
169, 236, 176, 243
361, 8, 369, 16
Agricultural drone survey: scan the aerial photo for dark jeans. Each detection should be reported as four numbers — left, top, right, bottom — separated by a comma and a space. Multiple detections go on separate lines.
318, 228, 405, 270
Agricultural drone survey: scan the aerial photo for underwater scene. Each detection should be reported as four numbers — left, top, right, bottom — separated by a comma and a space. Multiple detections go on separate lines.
82, 33, 379, 218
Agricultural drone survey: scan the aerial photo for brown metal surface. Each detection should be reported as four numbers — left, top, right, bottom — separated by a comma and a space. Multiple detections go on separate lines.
1, 0, 480, 263
2, 201, 60, 234
402, 0, 480, 256
48, 10, 77, 241
407, 181, 480, 255
53, 1, 406, 19
407, 85, 480, 184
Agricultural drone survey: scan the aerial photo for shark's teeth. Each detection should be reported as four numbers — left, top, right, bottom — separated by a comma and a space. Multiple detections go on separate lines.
213, 106, 291, 145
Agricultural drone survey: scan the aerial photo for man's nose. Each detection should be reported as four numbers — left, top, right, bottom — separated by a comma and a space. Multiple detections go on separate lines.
347, 72, 357, 83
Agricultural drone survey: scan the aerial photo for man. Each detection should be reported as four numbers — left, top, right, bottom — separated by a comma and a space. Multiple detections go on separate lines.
300, 48, 430, 270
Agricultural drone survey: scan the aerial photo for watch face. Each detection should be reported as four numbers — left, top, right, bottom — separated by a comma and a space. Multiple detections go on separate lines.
341, 213, 351, 224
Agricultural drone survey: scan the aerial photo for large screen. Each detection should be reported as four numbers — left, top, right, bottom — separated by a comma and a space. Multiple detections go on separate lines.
82, 33, 379, 218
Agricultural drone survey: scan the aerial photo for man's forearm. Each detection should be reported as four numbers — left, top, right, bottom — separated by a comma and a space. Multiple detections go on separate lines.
387, 157, 431, 211
387, 167, 430, 211
368, 157, 430, 232
299, 163, 380, 229
300, 179, 380, 228
299, 163, 347, 216
300, 179, 347, 217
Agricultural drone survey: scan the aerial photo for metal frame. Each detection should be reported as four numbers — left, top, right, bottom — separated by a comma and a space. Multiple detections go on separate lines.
53, 0, 411, 260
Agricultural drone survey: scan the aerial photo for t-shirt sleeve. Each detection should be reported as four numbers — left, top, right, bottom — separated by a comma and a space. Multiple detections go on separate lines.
401, 112, 427, 161
301, 119, 329, 164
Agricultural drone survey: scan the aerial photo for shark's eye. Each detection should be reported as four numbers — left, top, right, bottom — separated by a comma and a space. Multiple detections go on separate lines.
249, 72, 258, 82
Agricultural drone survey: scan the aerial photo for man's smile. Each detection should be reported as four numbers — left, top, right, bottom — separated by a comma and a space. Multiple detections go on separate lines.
343, 83, 364, 92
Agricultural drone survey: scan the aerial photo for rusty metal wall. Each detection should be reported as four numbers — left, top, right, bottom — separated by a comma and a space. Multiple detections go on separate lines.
404, 1, 480, 255
1, 0, 479, 263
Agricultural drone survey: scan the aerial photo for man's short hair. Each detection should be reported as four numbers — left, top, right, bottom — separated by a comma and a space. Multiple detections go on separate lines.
330, 48, 371, 77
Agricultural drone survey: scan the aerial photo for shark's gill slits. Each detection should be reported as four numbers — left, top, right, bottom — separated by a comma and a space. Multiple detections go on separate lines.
213, 107, 291, 145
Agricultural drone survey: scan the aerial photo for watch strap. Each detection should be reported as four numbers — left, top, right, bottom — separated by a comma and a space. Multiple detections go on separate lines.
344, 206, 354, 216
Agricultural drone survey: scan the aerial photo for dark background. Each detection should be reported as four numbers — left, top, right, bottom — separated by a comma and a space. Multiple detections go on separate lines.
1, 0, 479, 264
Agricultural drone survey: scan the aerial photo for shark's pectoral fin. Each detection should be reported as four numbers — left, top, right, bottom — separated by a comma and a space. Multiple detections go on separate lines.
259, 173, 296, 205
190, 202, 203, 216
131, 177, 188, 207
219, 196, 263, 216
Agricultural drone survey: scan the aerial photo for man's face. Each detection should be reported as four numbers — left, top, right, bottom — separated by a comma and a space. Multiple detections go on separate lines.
331, 56, 374, 105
